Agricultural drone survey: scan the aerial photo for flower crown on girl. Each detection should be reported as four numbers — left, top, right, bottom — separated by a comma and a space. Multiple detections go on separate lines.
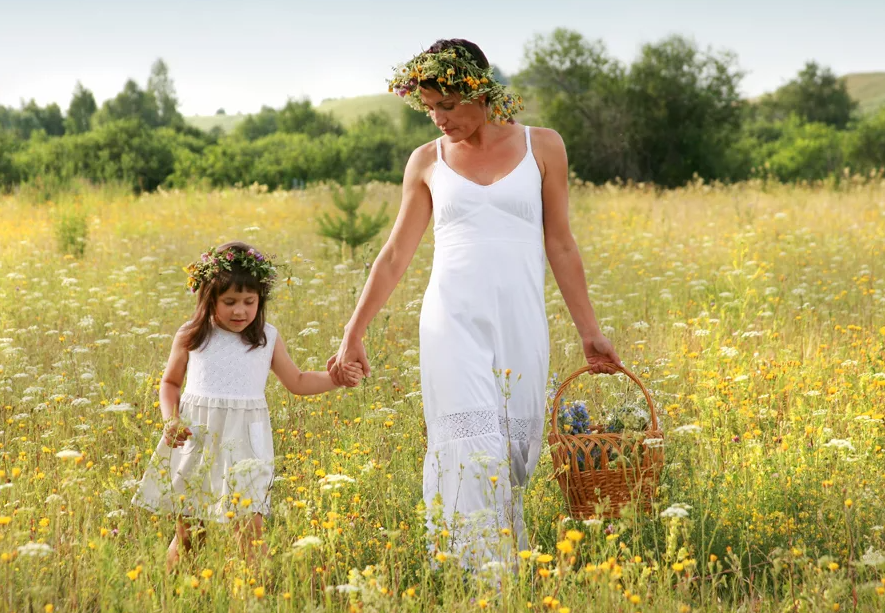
387, 45, 524, 124
184, 245, 278, 295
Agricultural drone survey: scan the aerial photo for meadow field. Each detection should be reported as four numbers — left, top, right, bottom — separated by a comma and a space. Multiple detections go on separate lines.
1, 178, 884, 612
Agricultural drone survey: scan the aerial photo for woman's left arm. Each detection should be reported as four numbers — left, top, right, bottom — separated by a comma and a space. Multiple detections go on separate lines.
535, 127, 623, 374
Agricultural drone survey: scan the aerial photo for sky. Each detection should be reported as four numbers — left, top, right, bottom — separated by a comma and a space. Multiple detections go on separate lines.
1, 0, 883, 116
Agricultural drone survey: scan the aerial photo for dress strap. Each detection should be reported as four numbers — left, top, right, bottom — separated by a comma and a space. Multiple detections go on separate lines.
524, 125, 533, 155
435, 137, 442, 162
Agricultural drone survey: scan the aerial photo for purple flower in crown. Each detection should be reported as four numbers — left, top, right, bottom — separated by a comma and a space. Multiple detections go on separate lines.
201, 252, 210, 262
256, 253, 264, 262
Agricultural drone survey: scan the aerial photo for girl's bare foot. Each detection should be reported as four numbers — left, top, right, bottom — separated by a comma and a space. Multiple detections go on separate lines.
165, 534, 181, 574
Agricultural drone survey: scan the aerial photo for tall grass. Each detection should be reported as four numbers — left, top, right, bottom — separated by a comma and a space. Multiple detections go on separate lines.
0, 178, 883, 611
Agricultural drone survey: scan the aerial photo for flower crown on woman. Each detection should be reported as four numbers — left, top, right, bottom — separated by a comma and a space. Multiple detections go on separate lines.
184, 245, 278, 295
387, 42, 524, 124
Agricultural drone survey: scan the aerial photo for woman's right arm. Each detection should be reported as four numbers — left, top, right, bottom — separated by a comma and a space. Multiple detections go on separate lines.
159, 326, 191, 447
330, 143, 435, 377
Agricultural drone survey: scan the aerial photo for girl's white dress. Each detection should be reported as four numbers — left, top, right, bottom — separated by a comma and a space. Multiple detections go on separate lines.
133, 323, 277, 522
421, 126, 549, 564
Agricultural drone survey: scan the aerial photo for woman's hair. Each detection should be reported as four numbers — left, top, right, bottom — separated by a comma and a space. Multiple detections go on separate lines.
420, 38, 490, 95
180, 241, 269, 352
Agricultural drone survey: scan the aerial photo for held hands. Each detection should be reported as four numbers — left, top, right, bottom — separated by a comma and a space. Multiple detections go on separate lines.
335, 362, 366, 387
328, 332, 371, 388
163, 417, 192, 448
583, 332, 623, 375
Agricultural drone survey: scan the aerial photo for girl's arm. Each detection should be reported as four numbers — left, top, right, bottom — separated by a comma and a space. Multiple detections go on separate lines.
535, 127, 623, 374
328, 143, 435, 377
272, 333, 362, 395
160, 327, 191, 447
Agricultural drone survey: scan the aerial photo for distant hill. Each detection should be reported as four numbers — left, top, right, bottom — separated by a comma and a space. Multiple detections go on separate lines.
186, 113, 248, 133
317, 94, 404, 126
185, 92, 542, 134
184, 72, 885, 135
842, 72, 885, 114
183, 95, 402, 134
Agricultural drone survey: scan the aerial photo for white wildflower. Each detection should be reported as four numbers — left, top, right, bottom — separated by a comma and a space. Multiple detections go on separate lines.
860, 547, 885, 567
17, 543, 53, 557
103, 403, 133, 412
230, 458, 269, 475
660, 503, 692, 519
293, 536, 323, 549
823, 439, 855, 452
318, 474, 355, 490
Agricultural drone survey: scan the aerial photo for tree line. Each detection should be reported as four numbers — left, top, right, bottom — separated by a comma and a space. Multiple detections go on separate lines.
2, 32, 884, 197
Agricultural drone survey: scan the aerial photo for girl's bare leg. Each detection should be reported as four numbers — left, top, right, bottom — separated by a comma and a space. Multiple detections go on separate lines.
234, 513, 268, 563
166, 517, 206, 573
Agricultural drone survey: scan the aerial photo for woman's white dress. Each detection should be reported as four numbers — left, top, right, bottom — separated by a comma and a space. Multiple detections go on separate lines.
133, 323, 277, 522
420, 126, 549, 565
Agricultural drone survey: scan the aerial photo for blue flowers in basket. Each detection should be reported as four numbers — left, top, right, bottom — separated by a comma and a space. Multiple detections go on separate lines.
554, 391, 651, 471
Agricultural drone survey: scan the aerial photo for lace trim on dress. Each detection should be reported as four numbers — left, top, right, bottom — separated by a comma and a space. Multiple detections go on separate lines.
179, 392, 268, 410
427, 410, 543, 446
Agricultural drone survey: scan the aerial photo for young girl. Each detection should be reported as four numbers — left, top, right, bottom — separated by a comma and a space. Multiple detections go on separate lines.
132, 241, 363, 571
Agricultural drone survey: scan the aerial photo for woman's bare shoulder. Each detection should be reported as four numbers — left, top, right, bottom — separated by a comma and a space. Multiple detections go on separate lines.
409, 140, 438, 168
404, 140, 439, 184
527, 126, 565, 150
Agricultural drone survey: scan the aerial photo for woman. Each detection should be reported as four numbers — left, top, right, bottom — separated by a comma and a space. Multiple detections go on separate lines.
328, 39, 621, 565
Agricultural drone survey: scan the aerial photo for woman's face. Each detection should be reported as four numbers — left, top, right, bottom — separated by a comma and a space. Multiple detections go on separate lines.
420, 87, 487, 141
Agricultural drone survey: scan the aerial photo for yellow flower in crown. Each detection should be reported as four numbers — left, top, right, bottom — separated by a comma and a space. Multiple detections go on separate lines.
387, 44, 525, 124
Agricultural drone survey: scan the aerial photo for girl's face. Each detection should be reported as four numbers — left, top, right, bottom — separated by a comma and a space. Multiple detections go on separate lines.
420, 87, 487, 141
214, 286, 260, 333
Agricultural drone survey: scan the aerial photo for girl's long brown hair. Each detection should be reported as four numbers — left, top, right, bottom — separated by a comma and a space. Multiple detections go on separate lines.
180, 241, 270, 352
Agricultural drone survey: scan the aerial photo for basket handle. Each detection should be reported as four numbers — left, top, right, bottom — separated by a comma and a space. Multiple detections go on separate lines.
549, 364, 658, 434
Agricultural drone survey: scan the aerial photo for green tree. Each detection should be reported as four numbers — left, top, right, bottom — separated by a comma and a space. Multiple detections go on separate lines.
317, 176, 389, 259
0, 129, 21, 189
235, 99, 343, 141
847, 107, 885, 171
747, 116, 846, 181
1, 100, 65, 139
147, 58, 183, 127
36, 102, 66, 136
234, 106, 279, 141
93, 79, 161, 128
277, 99, 343, 137
400, 102, 435, 131
515, 28, 634, 183
65, 82, 97, 134
626, 35, 745, 186
338, 112, 400, 182
758, 62, 857, 129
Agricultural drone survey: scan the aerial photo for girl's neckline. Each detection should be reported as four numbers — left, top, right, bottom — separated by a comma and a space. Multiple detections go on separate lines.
212, 322, 241, 335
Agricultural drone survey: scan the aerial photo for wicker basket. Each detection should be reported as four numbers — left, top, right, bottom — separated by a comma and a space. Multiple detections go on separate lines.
548, 364, 663, 519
